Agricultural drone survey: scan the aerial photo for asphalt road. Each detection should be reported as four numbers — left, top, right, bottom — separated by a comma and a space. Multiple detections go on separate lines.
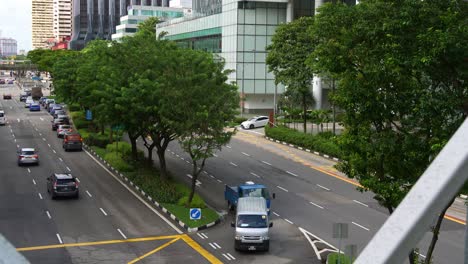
0, 81, 220, 264
142, 124, 466, 263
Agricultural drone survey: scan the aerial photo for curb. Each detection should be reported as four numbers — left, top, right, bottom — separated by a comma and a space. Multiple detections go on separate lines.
264, 136, 341, 162
81, 143, 221, 232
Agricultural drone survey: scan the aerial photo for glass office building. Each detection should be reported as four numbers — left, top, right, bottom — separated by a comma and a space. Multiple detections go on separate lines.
157, 0, 354, 113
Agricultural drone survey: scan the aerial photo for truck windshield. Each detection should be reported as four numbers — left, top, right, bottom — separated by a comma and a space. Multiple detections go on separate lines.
237, 215, 268, 228
241, 188, 270, 199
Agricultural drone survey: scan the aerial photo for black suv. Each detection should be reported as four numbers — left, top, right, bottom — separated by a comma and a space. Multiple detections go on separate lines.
47, 173, 79, 199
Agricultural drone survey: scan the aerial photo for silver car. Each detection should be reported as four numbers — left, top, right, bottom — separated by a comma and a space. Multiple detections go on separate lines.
57, 124, 72, 138
17, 148, 39, 166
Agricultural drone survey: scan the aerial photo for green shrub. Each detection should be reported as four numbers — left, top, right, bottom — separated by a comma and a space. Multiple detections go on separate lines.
327, 253, 352, 264
265, 125, 342, 158
234, 117, 248, 124
106, 141, 132, 156
177, 195, 206, 208
85, 133, 111, 148
73, 119, 91, 129
104, 152, 133, 172
70, 111, 85, 120
68, 104, 81, 112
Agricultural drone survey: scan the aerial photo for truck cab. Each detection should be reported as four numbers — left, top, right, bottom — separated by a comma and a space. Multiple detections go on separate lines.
225, 181, 275, 211
231, 197, 272, 251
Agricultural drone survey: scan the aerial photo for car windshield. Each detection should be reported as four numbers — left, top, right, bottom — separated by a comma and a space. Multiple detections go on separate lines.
247, 117, 256, 121
0, 113, 3, 117
237, 215, 268, 228
240, 188, 269, 199
21, 151, 35, 155
57, 179, 75, 184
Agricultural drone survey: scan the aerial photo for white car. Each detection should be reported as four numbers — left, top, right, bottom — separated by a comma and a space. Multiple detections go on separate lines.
241, 116, 269, 129
25, 98, 34, 108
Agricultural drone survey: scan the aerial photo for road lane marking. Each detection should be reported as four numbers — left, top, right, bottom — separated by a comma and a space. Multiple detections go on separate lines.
273, 212, 280, 217
59, 157, 63, 162
181, 157, 185, 161
35, 128, 38, 131
353, 200, 369, 207
196, 233, 205, 239
84, 150, 183, 233
66, 166, 71, 171
99, 208, 108, 216
27, 168, 31, 173
48, 143, 51, 147
284, 219, 294, 225
352, 222, 370, 231
128, 237, 181, 264
227, 253, 235, 260
32, 179, 36, 185
241, 152, 250, 156
286, 171, 298, 177
309, 202, 324, 209
209, 243, 217, 249
75, 177, 80, 183
201, 233, 208, 239
39, 133, 42, 136
17, 118, 20, 122
17, 235, 182, 252
176, 154, 180, 157
229, 162, 238, 167
216, 179, 222, 183
213, 153, 218, 157
52, 149, 56, 154
317, 184, 330, 191
222, 254, 233, 260
180, 234, 223, 264
17, 144, 19, 148
42, 138, 46, 141
213, 242, 221, 249
86, 191, 92, 197
210, 175, 215, 179
40, 117, 44, 121
203, 171, 208, 174
276, 186, 288, 192
117, 229, 127, 239
56, 234, 63, 244
46, 211, 51, 219
38, 193, 43, 200
14, 139, 16, 142
417, 252, 427, 259
250, 172, 260, 178
262, 160, 272, 166
226, 145, 232, 149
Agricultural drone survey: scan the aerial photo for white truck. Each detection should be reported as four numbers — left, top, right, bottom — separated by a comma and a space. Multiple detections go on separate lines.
231, 197, 273, 251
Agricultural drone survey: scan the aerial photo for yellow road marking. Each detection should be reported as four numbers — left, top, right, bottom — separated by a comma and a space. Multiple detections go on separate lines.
16, 235, 181, 252
127, 237, 181, 264
180, 234, 223, 264
237, 131, 466, 225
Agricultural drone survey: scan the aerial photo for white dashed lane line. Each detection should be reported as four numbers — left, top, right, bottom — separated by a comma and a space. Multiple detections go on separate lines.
56, 233, 63, 244
213, 154, 218, 157
250, 172, 260, 178
226, 145, 232, 149
32, 179, 36, 185
276, 186, 288, 192
222, 254, 234, 261
261, 161, 272, 166
48, 143, 51, 147
75, 177, 80, 183
59, 157, 63, 162
229, 162, 238, 167
309, 202, 324, 209
16, 144, 19, 148
38, 193, 43, 200
27, 168, 31, 173
273, 212, 280, 217
241, 152, 250, 157
217, 179, 222, 183
226, 253, 236, 260
317, 184, 330, 191
213, 242, 221, 249
66, 166, 71, 172
100, 208, 108, 216
200, 233, 208, 239
42, 138, 46, 141
46, 211, 51, 219
286, 171, 298, 177
17, 118, 20, 123
284, 219, 294, 225
52, 149, 56, 154
208, 243, 217, 250
86, 190, 93, 197
40, 117, 44, 121
352, 221, 370, 231
196, 233, 205, 239
353, 200, 369, 207
117, 229, 127, 239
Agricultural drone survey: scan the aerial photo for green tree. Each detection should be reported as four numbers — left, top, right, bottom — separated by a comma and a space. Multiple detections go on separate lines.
310, 1, 468, 263
267, 16, 316, 133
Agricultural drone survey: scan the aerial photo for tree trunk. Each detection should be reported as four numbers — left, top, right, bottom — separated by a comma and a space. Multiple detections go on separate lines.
424, 196, 456, 264
147, 144, 155, 164
332, 79, 336, 135
187, 163, 198, 206
157, 147, 168, 179
109, 129, 114, 144
128, 133, 139, 160
303, 93, 307, 133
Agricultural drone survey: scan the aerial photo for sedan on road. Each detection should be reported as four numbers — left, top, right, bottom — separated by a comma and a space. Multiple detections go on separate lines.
29, 103, 41, 111
25, 98, 34, 108
241, 116, 270, 129
52, 115, 70, 131
3, 93, 12, 99
7, 80, 14, 84
57, 124, 72, 138
17, 148, 39, 166
47, 173, 79, 199
0, 79, 4, 84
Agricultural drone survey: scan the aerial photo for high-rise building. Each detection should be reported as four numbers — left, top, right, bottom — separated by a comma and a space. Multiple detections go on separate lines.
70, 0, 171, 50
53, 0, 73, 41
0, 38, 18, 57
32, 0, 54, 49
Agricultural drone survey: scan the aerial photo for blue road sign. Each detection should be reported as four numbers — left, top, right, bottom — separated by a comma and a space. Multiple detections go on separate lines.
190, 208, 201, 220
85, 110, 92, 120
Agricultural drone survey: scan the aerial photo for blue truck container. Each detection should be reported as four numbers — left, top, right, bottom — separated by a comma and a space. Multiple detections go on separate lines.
225, 181, 275, 211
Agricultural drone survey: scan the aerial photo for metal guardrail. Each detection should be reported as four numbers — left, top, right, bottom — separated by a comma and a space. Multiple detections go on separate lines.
355, 117, 468, 263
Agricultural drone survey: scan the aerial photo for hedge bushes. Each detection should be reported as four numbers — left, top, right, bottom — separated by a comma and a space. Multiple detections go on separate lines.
104, 152, 133, 172
265, 125, 342, 158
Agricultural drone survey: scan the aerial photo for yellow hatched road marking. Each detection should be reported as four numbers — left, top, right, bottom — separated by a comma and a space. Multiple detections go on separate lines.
16, 235, 181, 252
180, 234, 223, 264
127, 237, 181, 264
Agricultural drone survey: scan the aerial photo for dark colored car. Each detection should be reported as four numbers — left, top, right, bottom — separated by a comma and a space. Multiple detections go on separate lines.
0, 79, 5, 84
63, 133, 83, 151
53, 109, 66, 119
3, 93, 12, 99
29, 103, 41, 111
39, 97, 47, 104
50, 105, 63, 116
47, 173, 79, 199
52, 116, 70, 130
19, 93, 28, 102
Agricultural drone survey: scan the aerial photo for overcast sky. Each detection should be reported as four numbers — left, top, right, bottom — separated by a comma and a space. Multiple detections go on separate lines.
0, 0, 32, 52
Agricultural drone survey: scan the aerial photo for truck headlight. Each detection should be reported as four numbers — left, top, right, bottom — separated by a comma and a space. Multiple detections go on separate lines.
235, 235, 242, 240
261, 236, 269, 241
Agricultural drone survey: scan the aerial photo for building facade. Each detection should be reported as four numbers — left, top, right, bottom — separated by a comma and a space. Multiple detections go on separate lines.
53, 0, 73, 41
111, 5, 186, 41
32, 0, 54, 49
0, 38, 18, 57
70, 0, 173, 50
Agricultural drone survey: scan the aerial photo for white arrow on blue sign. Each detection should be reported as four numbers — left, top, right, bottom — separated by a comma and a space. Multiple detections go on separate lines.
190, 208, 202, 220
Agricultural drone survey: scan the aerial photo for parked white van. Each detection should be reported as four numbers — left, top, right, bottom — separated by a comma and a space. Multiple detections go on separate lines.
0, 110, 6, 125
231, 197, 272, 251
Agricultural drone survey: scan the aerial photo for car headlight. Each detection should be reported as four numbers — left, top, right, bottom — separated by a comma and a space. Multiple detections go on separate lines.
261, 236, 269, 241
235, 235, 242, 240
